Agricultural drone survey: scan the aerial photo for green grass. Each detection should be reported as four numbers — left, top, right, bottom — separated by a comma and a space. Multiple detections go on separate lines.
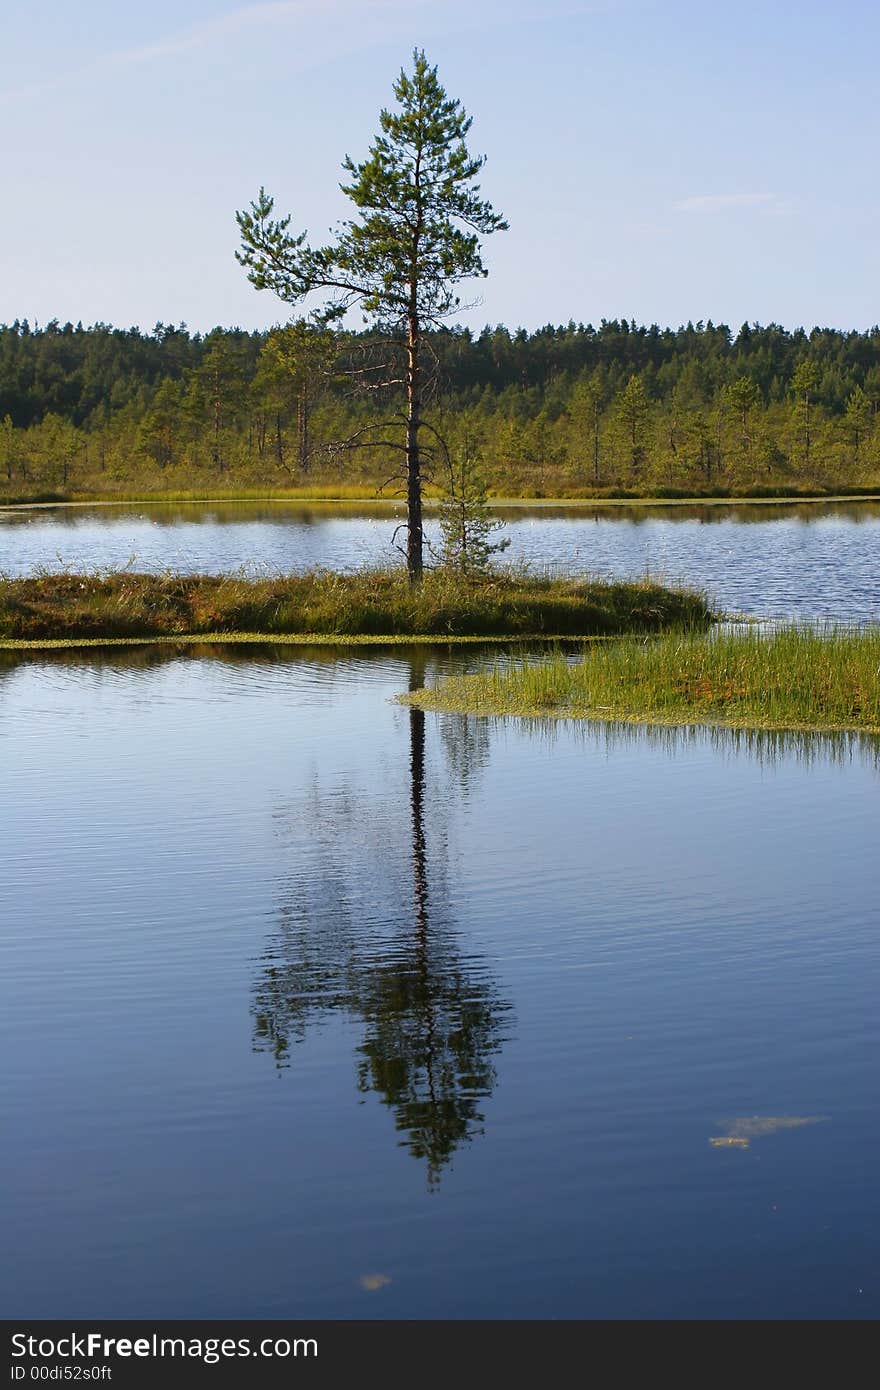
3, 485, 880, 509
402, 625, 880, 734
0, 483, 407, 507
0, 569, 710, 644
0, 633, 614, 651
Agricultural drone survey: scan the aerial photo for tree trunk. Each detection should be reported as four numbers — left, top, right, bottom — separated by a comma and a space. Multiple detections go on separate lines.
715, 413, 723, 476
406, 313, 423, 581
212, 371, 222, 471
804, 394, 811, 462
298, 384, 309, 473
408, 654, 428, 925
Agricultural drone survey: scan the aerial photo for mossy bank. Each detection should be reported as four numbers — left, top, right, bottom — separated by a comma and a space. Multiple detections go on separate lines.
0, 569, 710, 645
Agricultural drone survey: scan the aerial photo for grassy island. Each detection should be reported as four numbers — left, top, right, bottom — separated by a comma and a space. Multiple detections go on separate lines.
402, 626, 880, 735
0, 569, 710, 646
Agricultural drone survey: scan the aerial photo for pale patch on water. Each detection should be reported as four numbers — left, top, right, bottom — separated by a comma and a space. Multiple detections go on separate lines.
709, 1115, 827, 1149
359, 1273, 392, 1292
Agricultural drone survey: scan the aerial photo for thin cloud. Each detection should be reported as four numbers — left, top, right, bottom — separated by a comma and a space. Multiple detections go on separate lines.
0, 0, 411, 105
0, 0, 595, 107
675, 193, 782, 213
105, 2, 331, 68
1, 0, 597, 108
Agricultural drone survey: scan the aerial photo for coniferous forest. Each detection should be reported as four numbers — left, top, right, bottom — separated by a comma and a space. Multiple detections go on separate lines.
1, 316, 879, 500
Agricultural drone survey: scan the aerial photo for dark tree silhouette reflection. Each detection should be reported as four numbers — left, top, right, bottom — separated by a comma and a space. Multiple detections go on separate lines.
252, 653, 510, 1187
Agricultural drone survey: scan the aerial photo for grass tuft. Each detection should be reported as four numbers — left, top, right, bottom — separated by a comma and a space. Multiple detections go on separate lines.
402, 625, 880, 734
0, 568, 710, 643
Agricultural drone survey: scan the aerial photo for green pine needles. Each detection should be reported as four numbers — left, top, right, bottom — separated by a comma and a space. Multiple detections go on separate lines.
236, 50, 507, 579
435, 431, 510, 573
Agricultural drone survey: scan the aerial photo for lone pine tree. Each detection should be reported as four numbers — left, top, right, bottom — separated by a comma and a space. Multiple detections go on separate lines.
236, 49, 507, 578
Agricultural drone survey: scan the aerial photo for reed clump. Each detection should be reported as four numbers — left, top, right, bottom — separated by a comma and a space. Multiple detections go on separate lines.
404, 625, 880, 733
0, 569, 710, 642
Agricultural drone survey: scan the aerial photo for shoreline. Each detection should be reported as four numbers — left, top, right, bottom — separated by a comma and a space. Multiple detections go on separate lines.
0, 571, 712, 646
399, 625, 880, 739
397, 690, 880, 739
2, 491, 880, 513
0, 632, 608, 652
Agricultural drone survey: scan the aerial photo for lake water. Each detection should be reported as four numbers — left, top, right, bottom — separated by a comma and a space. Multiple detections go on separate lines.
2, 644, 879, 1320
2, 498, 880, 620
2, 502, 879, 1319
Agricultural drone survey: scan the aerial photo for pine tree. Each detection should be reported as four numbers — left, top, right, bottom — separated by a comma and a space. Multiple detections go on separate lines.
140, 377, 182, 469
198, 336, 247, 473
0, 414, 14, 483
236, 50, 507, 578
727, 376, 759, 463
436, 430, 509, 573
844, 384, 872, 461
791, 359, 821, 464
569, 373, 604, 483
615, 374, 651, 476
263, 323, 333, 473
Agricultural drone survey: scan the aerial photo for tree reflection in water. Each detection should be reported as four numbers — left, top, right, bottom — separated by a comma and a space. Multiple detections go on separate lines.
252, 653, 511, 1187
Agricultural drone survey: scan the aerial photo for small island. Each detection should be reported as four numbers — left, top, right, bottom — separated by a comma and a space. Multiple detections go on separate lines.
0, 569, 709, 646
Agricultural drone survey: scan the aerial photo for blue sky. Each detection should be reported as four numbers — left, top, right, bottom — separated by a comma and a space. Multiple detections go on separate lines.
2, 0, 878, 334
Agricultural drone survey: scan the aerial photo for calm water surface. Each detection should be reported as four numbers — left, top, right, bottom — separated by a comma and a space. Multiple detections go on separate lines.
3, 499, 880, 619
2, 646, 879, 1319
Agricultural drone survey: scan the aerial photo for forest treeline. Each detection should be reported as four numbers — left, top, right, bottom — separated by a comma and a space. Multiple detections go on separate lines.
1, 317, 879, 499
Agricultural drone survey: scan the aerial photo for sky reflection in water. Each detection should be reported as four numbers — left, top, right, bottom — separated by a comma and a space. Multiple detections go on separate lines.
2, 646, 879, 1316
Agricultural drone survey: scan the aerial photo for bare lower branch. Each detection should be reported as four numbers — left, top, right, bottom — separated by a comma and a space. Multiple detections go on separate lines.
328, 438, 409, 454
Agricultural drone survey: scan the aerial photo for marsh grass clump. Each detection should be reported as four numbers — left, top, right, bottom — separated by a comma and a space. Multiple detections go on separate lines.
404, 625, 880, 734
0, 568, 710, 643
